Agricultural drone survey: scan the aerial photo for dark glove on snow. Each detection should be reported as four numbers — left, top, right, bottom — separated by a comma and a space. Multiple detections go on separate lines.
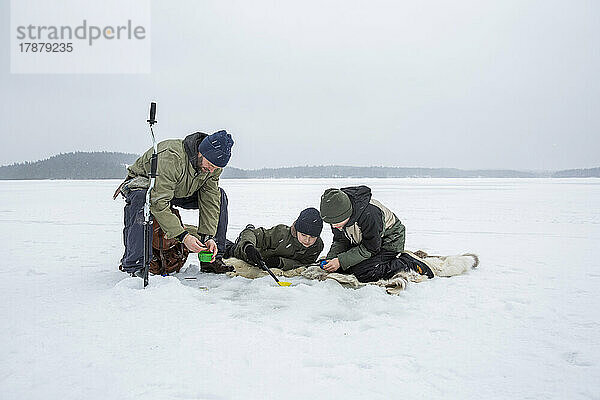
244, 244, 264, 267
264, 256, 282, 269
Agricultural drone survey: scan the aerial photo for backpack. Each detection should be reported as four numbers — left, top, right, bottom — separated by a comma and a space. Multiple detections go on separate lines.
150, 207, 190, 275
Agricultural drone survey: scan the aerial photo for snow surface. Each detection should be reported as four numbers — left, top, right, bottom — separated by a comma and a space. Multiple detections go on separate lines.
1, 178, 599, 400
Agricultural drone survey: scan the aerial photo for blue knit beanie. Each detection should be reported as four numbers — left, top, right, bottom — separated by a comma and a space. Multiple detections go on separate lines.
294, 207, 323, 237
198, 130, 234, 167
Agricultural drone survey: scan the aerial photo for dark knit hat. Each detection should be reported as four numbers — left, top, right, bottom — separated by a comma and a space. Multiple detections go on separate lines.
198, 130, 234, 168
294, 207, 323, 237
320, 188, 352, 224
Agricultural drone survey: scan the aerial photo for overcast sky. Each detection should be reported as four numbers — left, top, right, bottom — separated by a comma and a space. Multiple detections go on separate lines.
1, 0, 598, 170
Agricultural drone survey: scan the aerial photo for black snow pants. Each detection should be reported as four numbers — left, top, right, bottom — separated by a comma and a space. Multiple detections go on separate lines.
340, 250, 403, 283
121, 187, 229, 273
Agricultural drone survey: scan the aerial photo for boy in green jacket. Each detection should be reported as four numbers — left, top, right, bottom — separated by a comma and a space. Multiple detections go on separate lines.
224, 208, 324, 270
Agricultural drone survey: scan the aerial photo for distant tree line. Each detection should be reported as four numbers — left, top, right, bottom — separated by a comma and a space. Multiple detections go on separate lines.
0, 152, 139, 180
551, 167, 600, 178
0, 152, 598, 179
221, 166, 546, 178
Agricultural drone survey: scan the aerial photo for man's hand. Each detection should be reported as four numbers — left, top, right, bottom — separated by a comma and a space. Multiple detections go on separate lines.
183, 234, 208, 253
244, 244, 264, 267
323, 258, 341, 272
205, 239, 218, 261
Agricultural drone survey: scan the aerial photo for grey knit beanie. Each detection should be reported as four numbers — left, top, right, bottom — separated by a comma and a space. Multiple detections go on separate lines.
319, 188, 352, 224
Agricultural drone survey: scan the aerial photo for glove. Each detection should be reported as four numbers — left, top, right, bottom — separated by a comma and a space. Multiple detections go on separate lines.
264, 256, 282, 269
244, 244, 264, 267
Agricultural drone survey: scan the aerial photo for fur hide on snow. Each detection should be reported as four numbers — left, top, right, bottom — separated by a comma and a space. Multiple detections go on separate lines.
224, 250, 479, 295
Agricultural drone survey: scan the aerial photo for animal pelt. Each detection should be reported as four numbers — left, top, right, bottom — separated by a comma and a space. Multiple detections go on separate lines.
302, 266, 408, 295
224, 259, 408, 295
406, 251, 479, 277
224, 250, 479, 295
225, 258, 305, 280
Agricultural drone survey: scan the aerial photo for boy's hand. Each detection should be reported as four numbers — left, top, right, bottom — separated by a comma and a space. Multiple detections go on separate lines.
244, 244, 264, 267
265, 256, 282, 269
323, 258, 341, 272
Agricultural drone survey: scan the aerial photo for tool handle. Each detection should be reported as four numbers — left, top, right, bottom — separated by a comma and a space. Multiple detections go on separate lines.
261, 262, 280, 283
147, 102, 157, 126
149, 153, 158, 178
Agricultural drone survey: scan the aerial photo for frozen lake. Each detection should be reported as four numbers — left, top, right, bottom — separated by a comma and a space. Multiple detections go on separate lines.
1, 178, 599, 399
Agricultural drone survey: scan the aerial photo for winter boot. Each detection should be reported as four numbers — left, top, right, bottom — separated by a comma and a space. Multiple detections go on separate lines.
121, 263, 145, 277
130, 269, 145, 278
201, 258, 234, 274
397, 253, 434, 279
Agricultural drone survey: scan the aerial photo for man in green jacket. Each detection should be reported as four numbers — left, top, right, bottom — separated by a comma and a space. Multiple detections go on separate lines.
118, 130, 234, 276
319, 186, 433, 282
224, 207, 324, 270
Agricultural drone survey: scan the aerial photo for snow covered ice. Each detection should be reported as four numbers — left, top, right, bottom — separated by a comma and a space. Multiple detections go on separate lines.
1, 178, 599, 399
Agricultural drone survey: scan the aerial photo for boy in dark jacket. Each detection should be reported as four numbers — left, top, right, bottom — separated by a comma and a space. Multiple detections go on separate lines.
224, 208, 324, 270
319, 186, 433, 283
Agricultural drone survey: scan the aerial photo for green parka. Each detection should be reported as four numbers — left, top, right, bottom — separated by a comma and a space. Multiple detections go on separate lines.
232, 224, 324, 270
125, 132, 222, 239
